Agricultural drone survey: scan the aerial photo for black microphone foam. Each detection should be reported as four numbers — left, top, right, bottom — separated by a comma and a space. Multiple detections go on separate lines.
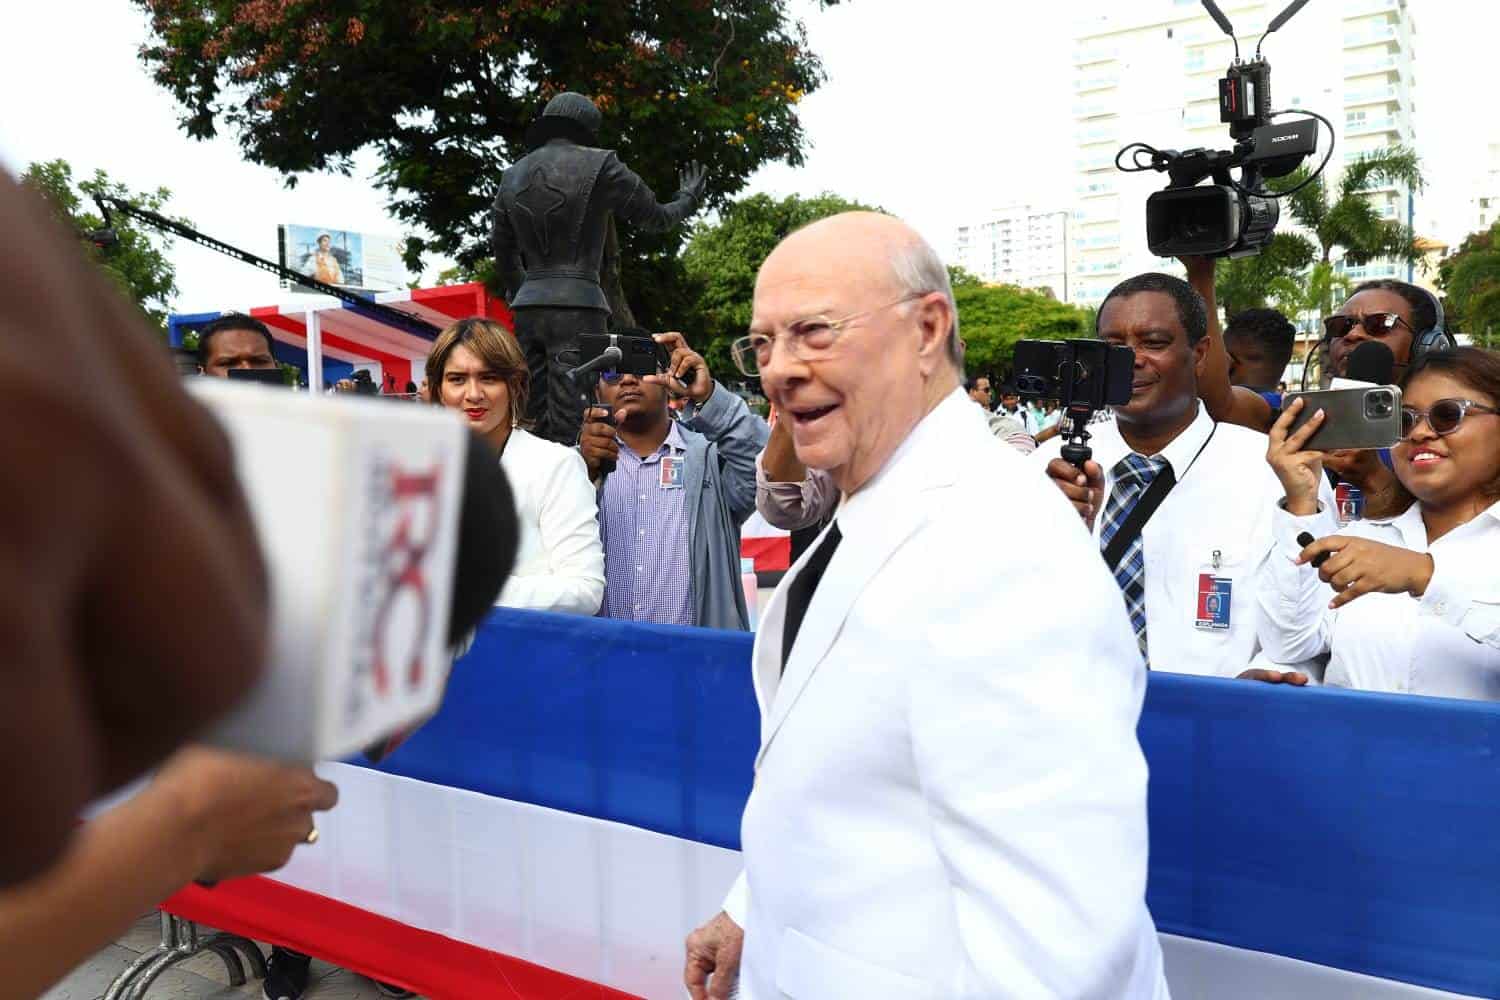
446, 431, 518, 646
1345, 340, 1395, 386
1296, 531, 1331, 569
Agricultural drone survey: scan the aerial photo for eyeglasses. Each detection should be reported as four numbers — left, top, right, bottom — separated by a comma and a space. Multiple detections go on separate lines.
1399, 398, 1500, 439
1323, 312, 1412, 341
730, 292, 931, 377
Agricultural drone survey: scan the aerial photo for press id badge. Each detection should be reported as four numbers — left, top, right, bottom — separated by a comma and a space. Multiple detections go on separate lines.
1195, 573, 1233, 631
659, 456, 684, 489
1335, 482, 1364, 526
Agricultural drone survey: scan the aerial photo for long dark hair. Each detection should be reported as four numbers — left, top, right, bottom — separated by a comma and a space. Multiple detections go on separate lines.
1402, 347, 1500, 499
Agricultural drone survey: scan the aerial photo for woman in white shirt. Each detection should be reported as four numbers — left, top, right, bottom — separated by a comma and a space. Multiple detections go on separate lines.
427, 319, 604, 615
1258, 347, 1500, 697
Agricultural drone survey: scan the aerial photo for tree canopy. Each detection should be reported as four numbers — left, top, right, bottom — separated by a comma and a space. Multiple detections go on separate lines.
1439, 222, 1500, 348
1270, 145, 1425, 315
136, 0, 841, 328
952, 273, 1093, 380
20, 159, 187, 332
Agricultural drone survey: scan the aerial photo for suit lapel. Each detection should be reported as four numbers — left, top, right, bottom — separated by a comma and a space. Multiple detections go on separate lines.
753, 509, 925, 770
750, 390, 979, 770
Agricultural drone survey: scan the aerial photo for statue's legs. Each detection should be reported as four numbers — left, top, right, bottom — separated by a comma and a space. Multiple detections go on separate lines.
513, 307, 608, 446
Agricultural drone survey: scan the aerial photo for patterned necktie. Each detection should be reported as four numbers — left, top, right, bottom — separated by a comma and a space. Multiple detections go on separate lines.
1099, 454, 1170, 664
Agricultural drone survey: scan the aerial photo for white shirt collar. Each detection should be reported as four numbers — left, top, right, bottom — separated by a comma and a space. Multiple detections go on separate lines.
1095, 402, 1214, 476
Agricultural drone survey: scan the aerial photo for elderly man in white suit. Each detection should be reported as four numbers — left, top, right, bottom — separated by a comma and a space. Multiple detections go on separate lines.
683, 213, 1168, 1000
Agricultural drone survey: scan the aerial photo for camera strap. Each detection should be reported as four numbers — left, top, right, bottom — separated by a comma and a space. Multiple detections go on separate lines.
1101, 422, 1217, 571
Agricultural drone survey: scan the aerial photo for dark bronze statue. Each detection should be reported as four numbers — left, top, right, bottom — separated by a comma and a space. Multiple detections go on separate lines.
492, 92, 706, 445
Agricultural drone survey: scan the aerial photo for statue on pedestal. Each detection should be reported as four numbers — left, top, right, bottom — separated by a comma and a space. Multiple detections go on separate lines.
491, 92, 706, 445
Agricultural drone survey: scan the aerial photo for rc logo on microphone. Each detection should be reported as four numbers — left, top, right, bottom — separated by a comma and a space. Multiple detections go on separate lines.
352, 458, 445, 719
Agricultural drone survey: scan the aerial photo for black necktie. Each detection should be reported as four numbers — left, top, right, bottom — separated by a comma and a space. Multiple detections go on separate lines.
781, 520, 842, 676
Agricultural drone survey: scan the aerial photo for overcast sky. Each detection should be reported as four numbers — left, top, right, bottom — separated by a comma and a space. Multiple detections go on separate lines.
1, 1, 1493, 314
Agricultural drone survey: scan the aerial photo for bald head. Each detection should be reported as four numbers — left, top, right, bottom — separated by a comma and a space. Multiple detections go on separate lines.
759, 213, 961, 367
751, 212, 962, 495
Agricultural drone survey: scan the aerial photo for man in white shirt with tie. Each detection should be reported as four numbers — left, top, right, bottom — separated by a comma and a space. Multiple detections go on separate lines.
1034, 272, 1332, 678
683, 213, 1167, 999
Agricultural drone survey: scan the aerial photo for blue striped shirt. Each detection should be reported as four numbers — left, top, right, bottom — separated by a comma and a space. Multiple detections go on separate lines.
598, 421, 695, 626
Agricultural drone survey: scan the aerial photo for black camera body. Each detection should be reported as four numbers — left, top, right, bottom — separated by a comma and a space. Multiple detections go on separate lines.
1013, 339, 1134, 412
1122, 1, 1326, 259
1013, 339, 1135, 466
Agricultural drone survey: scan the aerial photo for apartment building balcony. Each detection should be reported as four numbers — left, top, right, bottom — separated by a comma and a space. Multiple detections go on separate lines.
1343, 0, 1400, 19
1343, 23, 1402, 49
1075, 73, 1120, 94
1345, 55, 1404, 79
1073, 99, 1116, 120
1343, 83, 1408, 109
1076, 180, 1119, 200
1345, 115, 1405, 138
1073, 44, 1119, 66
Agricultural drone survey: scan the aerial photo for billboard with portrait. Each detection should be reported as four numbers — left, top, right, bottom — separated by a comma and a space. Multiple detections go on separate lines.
278, 224, 410, 294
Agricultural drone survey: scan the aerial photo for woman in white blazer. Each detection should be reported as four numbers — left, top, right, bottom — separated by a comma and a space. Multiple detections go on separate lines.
427, 319, 604, 615
1260, 347, 1500, 696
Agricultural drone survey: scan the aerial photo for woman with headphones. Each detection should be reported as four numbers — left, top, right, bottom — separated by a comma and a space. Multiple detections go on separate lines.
1256, 347, 1500, 697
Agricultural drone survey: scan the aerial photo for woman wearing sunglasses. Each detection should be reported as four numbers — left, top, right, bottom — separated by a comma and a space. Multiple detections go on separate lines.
426, 318, 604, 616
1255, 347, 1500, 696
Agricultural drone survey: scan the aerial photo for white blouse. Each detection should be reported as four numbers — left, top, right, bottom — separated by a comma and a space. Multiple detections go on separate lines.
1258, 498, 1500, 698
496, 428, 605, 615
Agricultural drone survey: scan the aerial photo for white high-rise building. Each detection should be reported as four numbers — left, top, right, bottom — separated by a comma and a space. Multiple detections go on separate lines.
1472, 140, 1500, 232
953, 205, 1070, 298
1070, 0, 1420, 307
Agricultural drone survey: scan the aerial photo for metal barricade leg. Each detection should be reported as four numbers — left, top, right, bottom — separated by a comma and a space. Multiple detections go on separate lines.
104, 912, 268, 999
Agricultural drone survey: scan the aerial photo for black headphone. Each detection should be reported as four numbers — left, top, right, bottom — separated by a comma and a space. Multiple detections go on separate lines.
1411, 285, 1458, 365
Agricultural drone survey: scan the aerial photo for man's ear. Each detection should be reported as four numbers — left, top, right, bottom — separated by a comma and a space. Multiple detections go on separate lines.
1192, 333, 1211, 379
915, 294, 956, 375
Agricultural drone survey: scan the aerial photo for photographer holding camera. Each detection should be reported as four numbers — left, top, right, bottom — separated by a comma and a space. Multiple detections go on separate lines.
1035, 272, 1331, 678
580, 331, 767, 630
1258, 347, 1500, 694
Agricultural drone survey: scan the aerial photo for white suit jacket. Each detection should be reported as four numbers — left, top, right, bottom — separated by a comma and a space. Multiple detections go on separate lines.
724, 389, 1168, 999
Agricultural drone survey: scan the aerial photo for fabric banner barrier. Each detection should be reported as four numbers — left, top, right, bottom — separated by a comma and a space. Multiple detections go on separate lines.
166, 609, 1500, 998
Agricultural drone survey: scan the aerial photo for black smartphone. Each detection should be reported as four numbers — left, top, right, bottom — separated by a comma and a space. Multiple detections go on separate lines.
578, 333, 666, 377
226, 367, 287, 387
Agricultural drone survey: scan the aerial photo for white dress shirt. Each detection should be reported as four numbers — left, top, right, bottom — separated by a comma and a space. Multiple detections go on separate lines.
1033, 404, 1334, 678
727, 390, 1167, 999
495, 428, 605, 615
1259, 498, 1500, 697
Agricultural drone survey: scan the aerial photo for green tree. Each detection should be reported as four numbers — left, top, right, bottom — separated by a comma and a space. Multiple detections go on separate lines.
681, 192, 878, 374
1214, 231, 1316, 317
136, 0, 840, 329
956, 282, 1093, 378
1439, 222, 1500, 349
1271, 145, 1425, 315
20, 159, 187, 331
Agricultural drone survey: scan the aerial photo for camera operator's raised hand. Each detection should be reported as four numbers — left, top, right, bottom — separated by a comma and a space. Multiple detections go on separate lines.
1044, 456, 1105, 529
644, 331, 713, 404
1295, 535, 1435, 611
579, 405, 621, 481
1266, 397, 1328, 516
1178, 254, 1277, 433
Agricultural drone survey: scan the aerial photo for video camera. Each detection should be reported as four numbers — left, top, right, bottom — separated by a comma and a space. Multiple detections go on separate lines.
1117, 0, 1331, 259
1012, 338, 1134, 466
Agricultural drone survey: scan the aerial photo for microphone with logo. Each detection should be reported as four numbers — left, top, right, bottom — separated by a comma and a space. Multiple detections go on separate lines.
187, 378, 517, 762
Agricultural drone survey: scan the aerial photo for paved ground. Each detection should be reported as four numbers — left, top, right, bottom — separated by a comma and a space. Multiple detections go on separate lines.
43, 913, 417, 1000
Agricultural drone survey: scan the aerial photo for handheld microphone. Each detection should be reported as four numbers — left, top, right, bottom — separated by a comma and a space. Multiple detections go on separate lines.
187, 378, 518, 761
567, 345, 623, 384
1340, 340, 1396, 388
1295, 531, 1331, 569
